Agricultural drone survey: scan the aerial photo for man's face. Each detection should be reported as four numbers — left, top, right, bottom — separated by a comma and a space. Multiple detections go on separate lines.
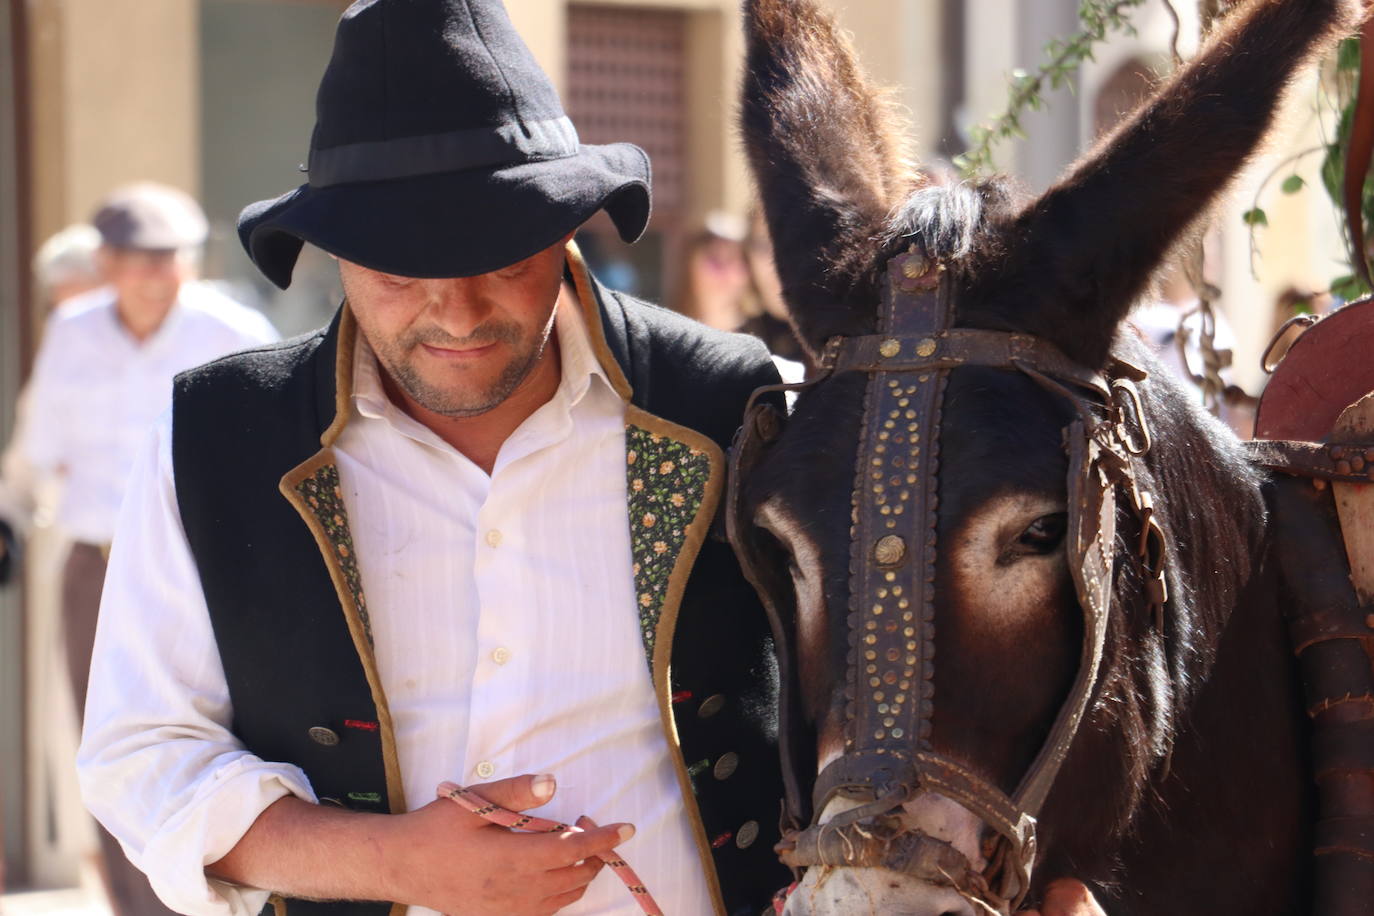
99, 246, 194, 325
339, 239, 569, 418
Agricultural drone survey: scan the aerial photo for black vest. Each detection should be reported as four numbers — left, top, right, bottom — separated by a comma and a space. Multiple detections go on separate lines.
172, 252, 790, 916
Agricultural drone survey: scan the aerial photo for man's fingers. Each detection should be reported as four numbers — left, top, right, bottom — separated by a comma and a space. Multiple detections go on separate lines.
1034, 879, 1107, 916
543, 858, 604, 895
532, 822, 635, 868
437, 774, 557, 816
538, 885, 591, 915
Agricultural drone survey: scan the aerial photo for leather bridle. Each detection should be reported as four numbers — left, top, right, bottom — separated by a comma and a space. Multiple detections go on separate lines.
726, 248, 1169, 915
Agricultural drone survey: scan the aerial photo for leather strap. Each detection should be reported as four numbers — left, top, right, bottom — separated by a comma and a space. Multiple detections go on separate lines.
1245, 439, 1374, 483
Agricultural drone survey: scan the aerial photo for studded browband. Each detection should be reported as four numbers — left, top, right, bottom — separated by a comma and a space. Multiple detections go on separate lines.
727, 248, 1167, 915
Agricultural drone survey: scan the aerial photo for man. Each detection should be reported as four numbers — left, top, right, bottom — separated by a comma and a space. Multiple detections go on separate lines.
79, 3, 788, 916
22, 183, 278, 916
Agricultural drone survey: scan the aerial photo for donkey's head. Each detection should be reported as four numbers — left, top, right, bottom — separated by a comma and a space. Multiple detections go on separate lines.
736, 0, 1356, 913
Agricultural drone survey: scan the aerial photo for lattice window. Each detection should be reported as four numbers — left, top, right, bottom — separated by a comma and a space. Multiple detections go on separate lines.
567, 5, 688, 217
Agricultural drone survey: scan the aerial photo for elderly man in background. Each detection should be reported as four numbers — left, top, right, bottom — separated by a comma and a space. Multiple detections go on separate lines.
16, 182, 278, 916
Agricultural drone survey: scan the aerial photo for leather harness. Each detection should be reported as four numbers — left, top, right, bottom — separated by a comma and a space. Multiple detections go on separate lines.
726, 248, 1168, 915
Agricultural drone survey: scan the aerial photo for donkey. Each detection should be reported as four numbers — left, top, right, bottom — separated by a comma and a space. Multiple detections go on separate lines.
732, 0, 1365, 913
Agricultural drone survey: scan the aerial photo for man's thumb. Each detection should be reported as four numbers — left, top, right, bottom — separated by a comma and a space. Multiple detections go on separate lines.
437, 774, 557, 815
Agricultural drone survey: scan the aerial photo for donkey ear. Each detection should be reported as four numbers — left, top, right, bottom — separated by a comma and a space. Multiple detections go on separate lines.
967, 0, 1359, 369
741, 0, 919, 355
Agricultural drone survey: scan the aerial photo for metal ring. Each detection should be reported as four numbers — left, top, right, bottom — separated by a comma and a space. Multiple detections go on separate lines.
1111, 378, 1152, 457
1261, 314, 1319, 374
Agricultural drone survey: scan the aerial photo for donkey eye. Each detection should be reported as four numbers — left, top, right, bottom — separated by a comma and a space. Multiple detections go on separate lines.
1008, 513, 1068, 559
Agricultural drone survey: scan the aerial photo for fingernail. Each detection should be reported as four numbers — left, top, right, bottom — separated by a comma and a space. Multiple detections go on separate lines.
577, 815, 599, 829
532, 774, 556, 801
615, 824, 636, 844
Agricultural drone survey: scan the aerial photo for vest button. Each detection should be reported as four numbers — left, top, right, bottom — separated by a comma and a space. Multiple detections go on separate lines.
475, 760, 496, 780
308, 726, 340, 747
697, 694, 726, 719
736, 820, 760, 849
713, 752, 739, 781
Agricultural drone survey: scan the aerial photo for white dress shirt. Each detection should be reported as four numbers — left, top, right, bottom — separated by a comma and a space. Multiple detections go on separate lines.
78, 294, 713, 916
23, 282, 279, 544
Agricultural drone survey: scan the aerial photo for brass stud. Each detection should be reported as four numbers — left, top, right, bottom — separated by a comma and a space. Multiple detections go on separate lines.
874, 535, 907, 567
1338, 460, 1354, 476
916, 338, 938, 358
903, 254, 930, 279
892, 727, 905, 739
880, 338, 902, 358
1355, 456, 1368, 473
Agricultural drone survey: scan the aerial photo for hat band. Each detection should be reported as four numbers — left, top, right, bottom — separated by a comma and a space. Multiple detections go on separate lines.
307, 116, 580, 189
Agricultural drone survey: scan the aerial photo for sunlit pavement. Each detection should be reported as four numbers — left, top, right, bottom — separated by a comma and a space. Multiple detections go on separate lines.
0, 888, 111, 916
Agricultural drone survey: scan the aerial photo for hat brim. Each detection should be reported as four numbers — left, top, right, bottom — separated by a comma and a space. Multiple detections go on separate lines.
238, 142, 651, 289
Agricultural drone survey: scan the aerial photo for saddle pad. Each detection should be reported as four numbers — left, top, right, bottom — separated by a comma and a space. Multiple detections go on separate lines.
1255, 297, 1374, 441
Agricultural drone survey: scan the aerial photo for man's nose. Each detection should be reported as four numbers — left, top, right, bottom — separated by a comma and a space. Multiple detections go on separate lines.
422, 277, 496, 336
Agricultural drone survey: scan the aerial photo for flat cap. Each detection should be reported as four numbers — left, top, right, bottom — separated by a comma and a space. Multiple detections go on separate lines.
93, 182, 208, 251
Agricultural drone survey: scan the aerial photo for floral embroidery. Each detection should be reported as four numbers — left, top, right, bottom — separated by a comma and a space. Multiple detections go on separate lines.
295, 464, 373, 646
625, 426, 711, 666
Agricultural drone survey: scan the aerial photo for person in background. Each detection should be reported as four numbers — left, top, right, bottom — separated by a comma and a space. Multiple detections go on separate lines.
0, 225, 105, 584
673, 211, 752, 332
19, 182, 278, 916
739, 208, 808, 379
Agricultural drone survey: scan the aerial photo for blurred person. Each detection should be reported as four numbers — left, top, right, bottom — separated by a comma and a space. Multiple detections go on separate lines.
34, 224, 105, 309
739, 207, 808, 376
673, 210, 752, 331
0, 224, 104, 583
76, 2, 791, 914
21, 182, 278, 916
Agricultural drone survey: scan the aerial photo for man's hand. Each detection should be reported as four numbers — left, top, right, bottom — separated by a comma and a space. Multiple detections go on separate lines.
209, 773, 634, 916
1023, 879, 1108, 916
386, 774, 631, 915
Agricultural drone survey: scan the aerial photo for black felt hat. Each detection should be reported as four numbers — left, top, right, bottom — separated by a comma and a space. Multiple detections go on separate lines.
238, 0, 652, 289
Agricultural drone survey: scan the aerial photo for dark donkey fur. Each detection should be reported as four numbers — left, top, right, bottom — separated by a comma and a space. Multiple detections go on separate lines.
739, 0, 1363, 912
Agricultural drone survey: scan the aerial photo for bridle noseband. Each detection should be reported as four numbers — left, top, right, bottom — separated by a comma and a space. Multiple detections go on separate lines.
726, 248, 1168, 915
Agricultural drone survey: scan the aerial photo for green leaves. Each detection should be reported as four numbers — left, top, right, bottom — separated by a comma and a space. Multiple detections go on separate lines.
957, 0, 1147, 178
1330, 273, 1370, 302
1281, 175, 1306, 194
1242, 208, 1269, 227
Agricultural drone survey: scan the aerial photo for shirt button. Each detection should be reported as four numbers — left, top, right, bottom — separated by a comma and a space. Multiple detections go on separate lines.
475, 761, 496, 780
485, 529, 503, 548
492, 647, 512, 665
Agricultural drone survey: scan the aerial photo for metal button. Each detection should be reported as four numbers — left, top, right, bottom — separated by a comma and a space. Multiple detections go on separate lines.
697, 694, 726, 719
736, 820, 760, 849
485, 529, 503, 548
475, 760, 496, 779
308, 726, 339, 747
713, 752, 740, 781
492, 647, 511, 665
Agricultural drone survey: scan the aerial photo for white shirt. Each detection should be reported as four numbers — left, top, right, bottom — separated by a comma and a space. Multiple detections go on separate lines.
78, 295, 713, 916
23, 283, 280, 544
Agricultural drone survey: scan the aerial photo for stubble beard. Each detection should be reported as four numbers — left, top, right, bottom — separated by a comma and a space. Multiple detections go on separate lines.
379, 315, 556, 419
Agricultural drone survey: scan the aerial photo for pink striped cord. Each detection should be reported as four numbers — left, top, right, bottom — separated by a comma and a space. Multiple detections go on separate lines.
437, 781, 664, 916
